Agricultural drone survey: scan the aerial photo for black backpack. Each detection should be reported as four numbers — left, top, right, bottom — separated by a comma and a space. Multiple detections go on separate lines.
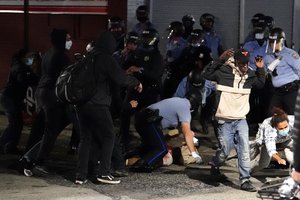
55, 51, 100, 105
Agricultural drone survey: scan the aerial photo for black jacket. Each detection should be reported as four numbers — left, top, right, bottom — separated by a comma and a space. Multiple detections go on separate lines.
87, 31, 140, 106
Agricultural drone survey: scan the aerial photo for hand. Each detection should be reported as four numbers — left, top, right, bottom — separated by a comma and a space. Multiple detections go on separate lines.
191, 151, 203, 164
129, 100, 138, 108
291, 170, 300, 183
278, 158, 287, 165
255, 55, 264, 68
126, 66, 140, 75
219, 48, 234, 62
135, 83, 143, 93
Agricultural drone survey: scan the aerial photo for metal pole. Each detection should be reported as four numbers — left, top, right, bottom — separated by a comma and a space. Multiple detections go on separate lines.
24, 0, 29, 49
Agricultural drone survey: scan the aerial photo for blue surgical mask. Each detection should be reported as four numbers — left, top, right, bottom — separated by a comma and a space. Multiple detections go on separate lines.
278, 127, 290, 137
25, 57, 33, 66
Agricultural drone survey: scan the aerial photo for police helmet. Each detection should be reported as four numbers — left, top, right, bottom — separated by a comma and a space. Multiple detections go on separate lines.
187, 29, 205, 47
264, 16, 275, 29
251, 13, 265, 28
182, 14, 195, 27
136, 5, 149, 22
269, 27, 285, 42
125, 31, 139, 44
108, 16, 125, 31
167, 21, 185, 38
185, 90, 201, 113
141, 28, 159, 47
200, 13, 215, 26
187, 68, 205, 88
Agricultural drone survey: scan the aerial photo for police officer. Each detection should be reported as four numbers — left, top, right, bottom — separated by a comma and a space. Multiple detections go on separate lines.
131, 92, 203, 172
244, 13, 265, 43
264, 27, 300, 115
132, 5, 155, 36
108, 16, 126, 51
161, 21, 187, 99
182, 14, 195, 40
119, 28, 163, 151
200, 13, 223, 60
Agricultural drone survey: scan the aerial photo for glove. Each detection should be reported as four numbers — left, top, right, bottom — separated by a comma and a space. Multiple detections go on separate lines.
191, 151, 203, 164
193, 137, 199, 146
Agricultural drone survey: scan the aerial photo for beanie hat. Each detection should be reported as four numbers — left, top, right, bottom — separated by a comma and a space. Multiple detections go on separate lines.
234, 49, 250, 64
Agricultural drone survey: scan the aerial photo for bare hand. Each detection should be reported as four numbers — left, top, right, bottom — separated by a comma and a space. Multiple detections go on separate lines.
219, 48, 234, 62
129, 100, 138, 108
278, 158, 286, 165
135, 83, 143, 93
291, 170, 300, 183
255, 55, 264, 68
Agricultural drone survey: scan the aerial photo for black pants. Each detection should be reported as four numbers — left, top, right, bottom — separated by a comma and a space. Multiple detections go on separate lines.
268, 82, 298, 116
0, 93, 23, 150
120, 87, 159, 149
34, 88, 75, 164
134, 109, 167, 166
76, 105, 115, 177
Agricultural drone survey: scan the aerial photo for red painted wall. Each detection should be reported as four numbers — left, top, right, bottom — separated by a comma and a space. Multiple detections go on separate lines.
0, 0, 127, 89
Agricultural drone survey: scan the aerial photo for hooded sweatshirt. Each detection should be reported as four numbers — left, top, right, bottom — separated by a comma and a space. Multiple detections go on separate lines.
203, 57, 265, 120
87, 31, 140, 106
38, 29, 69, 89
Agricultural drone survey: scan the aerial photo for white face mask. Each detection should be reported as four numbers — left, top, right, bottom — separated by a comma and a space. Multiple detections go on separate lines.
65, 40, 73, 50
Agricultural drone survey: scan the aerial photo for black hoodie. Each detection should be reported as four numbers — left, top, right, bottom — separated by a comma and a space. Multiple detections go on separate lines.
38, 29, 69, 90
87, 31, 140, 106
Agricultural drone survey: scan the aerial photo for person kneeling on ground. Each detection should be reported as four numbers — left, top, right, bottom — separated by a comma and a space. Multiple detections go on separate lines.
250, 107, 294, 173
131, 92, 203, 172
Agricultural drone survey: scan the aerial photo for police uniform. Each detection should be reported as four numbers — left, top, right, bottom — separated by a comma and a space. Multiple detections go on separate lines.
203, 31, 223, 60
264, 46, 300, 115
133, 97, 191, 171
243, 40, 267, 70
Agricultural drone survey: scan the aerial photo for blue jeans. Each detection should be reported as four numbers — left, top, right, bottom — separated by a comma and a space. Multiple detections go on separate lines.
213, 119, 251, 182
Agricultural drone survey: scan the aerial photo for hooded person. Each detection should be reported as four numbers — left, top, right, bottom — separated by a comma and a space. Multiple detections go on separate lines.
20, 28, 78, 177
74, 31, 142, 184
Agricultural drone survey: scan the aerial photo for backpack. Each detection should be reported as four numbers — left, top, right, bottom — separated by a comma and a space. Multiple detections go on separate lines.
55, 51, 100, 105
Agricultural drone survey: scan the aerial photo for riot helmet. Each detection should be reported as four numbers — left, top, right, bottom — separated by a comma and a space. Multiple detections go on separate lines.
264, 16, 275, 30
182, 14, 195, 29
267, 27, 285, 53
141, 28, 159, 48
185, 89, 201, 113
167, 21, 185, 39
187, 68, 205, 88
125, 31, 139, 44
251, 13, 265, 29
187, 29, 205, 47
200, 13, 215, 32
136, 5, 149, 23
108, 16, 125, 32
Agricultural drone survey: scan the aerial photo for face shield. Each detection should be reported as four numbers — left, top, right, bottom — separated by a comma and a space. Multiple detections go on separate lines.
187, 31, 205, 47
266, 36, 284, 53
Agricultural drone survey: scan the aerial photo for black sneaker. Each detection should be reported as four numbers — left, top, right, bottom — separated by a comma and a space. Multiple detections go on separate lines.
241, 180, 257, 192
97, 175, 120, 184
210, 164, 221, 176
111, 170, 129, 177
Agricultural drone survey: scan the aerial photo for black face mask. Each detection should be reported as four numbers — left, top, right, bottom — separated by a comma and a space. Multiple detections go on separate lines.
137, 16, 148, 23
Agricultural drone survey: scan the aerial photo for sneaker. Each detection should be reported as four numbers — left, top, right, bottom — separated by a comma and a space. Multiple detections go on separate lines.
97, 175, 120, 184
24, 168, 33, 177
241, 180, 257, 192
111, 170, 129, 177
210, 164, 221, 176
75, 178, 87, 185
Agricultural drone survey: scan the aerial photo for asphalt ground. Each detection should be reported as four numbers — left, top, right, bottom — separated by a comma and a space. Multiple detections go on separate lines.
0, 114, 292, 200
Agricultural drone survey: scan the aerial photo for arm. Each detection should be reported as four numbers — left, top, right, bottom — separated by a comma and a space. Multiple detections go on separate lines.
181, 122, 196, 154
252, 56, 266, 89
